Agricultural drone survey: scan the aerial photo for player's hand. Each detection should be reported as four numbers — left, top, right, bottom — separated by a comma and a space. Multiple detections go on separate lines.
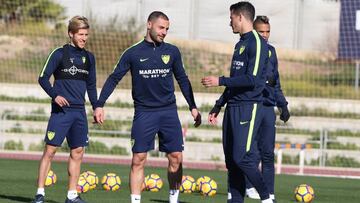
191, 108, 201, 127
201, 76, 219, 87
279, 106, 290, 123
208, 105, 221, 125
54, 96, 69, 107
94, 107, 105, 124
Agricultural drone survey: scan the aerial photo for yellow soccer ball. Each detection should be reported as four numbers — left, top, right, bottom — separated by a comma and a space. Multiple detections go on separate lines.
195, 176, 209, 192
294, 184, 315, 203
45, 170, 57, 186
81, 171, 98, 190
101, 173, 121, 191
180, 175, 196, 194
76, 176, 90, 193
199, 176, 217, 197
145, 174, 163, 192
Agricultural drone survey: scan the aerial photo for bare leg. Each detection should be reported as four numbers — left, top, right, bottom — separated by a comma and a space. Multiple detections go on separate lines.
130, 152, 147, 195
37, 144, 57, 188
68, 147, 84, 191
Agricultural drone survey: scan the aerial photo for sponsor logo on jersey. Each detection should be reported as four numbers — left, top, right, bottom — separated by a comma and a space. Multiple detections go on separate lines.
140, 58, 149, 62
232, 60, 244, 70
161, 55, 170, 64
139, 68, 170, 78
62, 65, 89, 76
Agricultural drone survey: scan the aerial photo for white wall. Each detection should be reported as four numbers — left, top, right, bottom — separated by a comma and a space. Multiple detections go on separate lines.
55, 0, 340, 51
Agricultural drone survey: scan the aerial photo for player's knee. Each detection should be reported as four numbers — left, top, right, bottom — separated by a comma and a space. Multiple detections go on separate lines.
167, 152, 182, 170
70, 147, 84, 160
131, 153, 147, 168
43, 145, 57, 159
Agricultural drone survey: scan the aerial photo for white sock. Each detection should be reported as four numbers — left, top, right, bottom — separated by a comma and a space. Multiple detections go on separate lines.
227, 192, 232, 200
270, 194, 275, 200
261, 198, 273, 203
131, 194, 141, 203
67, 190, 78, 200
36, 188, 45, 196
169, 189, 179, 203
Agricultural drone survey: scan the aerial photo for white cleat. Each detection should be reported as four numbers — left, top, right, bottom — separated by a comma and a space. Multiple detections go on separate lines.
246, 187, 260, 199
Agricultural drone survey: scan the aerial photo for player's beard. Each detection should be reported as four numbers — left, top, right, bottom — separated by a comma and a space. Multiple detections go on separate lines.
150, 29, 164, 43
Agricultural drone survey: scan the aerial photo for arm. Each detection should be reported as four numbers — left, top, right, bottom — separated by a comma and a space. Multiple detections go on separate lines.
173, 47, 201, 127
208, 87, 230, 125
272, 49, 290, 122
96, 51, 131, 108
172, 47, 197, 111
218, 40, 259, 88
86, 53, 98, 110
38, 48, 62, 99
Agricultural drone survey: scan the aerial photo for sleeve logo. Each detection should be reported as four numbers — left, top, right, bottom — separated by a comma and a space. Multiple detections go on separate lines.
161, 55, 170, 64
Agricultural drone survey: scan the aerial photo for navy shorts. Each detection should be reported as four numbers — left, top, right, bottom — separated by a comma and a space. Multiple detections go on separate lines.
44, 110, 89, 148
131, 108, 183, 153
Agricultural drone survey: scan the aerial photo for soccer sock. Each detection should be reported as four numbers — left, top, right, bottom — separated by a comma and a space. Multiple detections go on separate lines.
131, 194, 141, 203
261, 198, 273, 203
169, 189, 179, 203
270, 194, 275, 200
67, 190, 78, 200
36, 188, 45, 196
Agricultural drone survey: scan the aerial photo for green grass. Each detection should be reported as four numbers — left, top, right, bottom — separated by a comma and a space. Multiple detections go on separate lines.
0, 159, 359, 203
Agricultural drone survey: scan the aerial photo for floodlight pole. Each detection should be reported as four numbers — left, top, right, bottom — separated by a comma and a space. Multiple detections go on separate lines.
355, 60, 360, 92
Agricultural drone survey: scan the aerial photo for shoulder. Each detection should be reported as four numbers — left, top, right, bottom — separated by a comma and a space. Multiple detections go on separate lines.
85, 50, 96, 64
47, 46, 63, 61
163, 42, 181, 55
126, 40, 144, 54
267, 44, 277, 57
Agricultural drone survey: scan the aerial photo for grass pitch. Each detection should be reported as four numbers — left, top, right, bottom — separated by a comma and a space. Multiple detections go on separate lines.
0, 159, 359, 203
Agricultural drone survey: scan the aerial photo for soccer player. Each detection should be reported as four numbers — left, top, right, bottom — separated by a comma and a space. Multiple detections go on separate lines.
201, 2, 273, 203
94, 11, 201, 203
33, 16, 97, 203
245, 15, 290, 202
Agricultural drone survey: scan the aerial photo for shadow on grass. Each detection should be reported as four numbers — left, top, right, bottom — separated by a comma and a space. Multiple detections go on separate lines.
0, 194, 59, 203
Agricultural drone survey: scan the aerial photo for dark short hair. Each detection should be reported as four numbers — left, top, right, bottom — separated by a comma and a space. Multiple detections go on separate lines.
254, 15, 270, 26
230, 1, 255, 21
147, 11, 169, 22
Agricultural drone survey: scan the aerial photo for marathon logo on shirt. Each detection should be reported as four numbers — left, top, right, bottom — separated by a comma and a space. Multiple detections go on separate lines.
139, 68, 170, 78
232, 60, 244, 70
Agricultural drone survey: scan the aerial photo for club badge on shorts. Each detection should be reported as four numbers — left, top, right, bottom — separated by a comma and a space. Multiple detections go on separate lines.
47, 131, 55, 140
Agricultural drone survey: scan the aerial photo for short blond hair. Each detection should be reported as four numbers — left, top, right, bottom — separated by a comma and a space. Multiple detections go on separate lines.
68, 16, 89, 34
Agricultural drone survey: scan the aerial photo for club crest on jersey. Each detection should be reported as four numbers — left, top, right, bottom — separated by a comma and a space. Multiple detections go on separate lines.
239, 46, 246, 55
69, 58, 75, 63
161, 55, 170, 64
47, 131, 55, 140
269, 50, 272, 58
82, 56, 86, 64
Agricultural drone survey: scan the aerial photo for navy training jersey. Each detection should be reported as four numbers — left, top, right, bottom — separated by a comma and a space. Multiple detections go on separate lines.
216, 30, 268, 106
97, 39, 197, 111
38, 44, 97, 110
262, 44, 288, 107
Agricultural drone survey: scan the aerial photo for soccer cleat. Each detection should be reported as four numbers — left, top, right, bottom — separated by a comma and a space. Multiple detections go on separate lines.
246, 187, 260, 199
65, 196, 87, 203
33, 194, 44, 203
